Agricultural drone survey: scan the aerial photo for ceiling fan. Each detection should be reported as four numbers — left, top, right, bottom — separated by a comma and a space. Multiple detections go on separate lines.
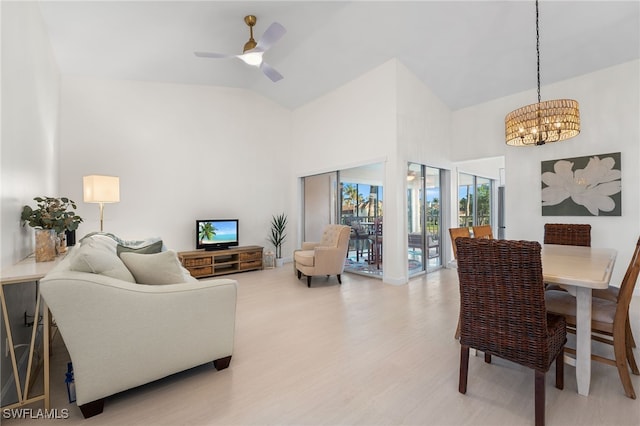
195, 15, 286, 82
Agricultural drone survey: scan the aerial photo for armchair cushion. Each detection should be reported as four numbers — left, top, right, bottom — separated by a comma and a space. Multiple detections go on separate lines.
294, 250, 315, 267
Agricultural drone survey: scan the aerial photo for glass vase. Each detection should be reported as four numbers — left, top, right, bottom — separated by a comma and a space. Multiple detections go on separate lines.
35, 229, 57, 262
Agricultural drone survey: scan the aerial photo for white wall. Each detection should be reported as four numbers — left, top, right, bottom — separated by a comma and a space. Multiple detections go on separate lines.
58, 76, 293, 255
452, 60, 640, 288
1, 1, 60, 268
292, 60, 454, 284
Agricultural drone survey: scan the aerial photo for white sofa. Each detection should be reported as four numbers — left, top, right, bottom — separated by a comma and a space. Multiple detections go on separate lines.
40, 234, 237, 418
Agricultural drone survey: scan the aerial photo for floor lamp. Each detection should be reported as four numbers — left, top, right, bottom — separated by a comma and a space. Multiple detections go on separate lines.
83, 175, 120, 232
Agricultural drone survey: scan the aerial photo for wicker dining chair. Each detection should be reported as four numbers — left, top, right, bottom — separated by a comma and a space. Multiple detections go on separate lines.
456, 238, 566, 426
546, 236, 640, 399
543, 223, 591, 246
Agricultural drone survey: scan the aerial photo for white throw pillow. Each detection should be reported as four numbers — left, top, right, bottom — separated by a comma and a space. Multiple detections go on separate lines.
70, 238, 136, 283
120, 250, 188, 285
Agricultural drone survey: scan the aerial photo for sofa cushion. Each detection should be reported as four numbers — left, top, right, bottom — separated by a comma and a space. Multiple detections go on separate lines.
116, 240, 163, 256
120, 250, 190, 285
70, 238, 136, 283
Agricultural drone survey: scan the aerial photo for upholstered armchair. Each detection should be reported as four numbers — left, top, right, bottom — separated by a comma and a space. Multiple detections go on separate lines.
294, 224, 351, 287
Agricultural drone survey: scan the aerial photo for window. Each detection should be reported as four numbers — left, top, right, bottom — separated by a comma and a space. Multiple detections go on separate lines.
458, 173, 493, 227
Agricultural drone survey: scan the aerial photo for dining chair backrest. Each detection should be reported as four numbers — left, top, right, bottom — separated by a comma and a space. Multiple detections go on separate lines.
543, 223, 591, 247
472, 225, 493, 239
449, 227, 471, 260
455, 237, 559, 369
616, 237, 640, 325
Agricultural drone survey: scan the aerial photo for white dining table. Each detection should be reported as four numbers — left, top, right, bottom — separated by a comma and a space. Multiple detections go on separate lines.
541, 244, 617, 396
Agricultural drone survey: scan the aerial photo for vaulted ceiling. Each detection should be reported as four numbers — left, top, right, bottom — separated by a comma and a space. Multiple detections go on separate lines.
37, 1, 640, 110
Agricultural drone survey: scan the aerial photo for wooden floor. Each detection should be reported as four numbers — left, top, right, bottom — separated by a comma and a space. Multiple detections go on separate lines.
8, 266, 640, 425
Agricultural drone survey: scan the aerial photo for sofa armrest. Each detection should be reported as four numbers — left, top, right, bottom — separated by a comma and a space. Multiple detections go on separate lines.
40, 270, 237, 406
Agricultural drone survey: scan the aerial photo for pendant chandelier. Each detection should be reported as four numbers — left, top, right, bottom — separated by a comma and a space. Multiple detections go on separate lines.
505, 0, 580, 146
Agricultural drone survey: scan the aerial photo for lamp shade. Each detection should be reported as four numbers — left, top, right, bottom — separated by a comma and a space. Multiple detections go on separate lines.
83, 175, 120, 203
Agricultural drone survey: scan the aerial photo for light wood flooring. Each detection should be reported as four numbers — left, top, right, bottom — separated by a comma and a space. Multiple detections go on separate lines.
8, 266, 640, 425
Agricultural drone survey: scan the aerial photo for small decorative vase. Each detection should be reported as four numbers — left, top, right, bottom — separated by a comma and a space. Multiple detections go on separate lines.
35, 229, 57, 262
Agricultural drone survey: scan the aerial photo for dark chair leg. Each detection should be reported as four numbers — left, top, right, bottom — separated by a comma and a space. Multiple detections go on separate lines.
459, 345, 469, 394
79, 399, 105, 418
534, 369, 545, 426
213, 355, 232, 370
484, 352, 492, 363
307, 276, 312, 288
556, 348, 564, 390
337, 274, 342, 284
297, 270, 302, 279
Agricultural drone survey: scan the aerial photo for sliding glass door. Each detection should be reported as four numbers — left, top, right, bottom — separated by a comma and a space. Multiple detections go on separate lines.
408, 163, 442, 276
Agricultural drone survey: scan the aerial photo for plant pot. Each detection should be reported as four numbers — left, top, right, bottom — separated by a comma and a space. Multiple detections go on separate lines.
35, 229, 57, 262
275, 258, 284, 268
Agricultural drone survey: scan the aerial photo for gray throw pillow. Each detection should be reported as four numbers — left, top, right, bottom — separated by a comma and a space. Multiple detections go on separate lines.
116, 240, 163, 256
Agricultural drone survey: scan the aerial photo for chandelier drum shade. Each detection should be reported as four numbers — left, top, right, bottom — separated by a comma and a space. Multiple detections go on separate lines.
505, 99, 580, 146
505, 0, 580, 146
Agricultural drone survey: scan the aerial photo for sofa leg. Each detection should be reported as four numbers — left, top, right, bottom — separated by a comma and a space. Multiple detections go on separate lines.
307, 276, 312, 287
213, 355, 232, 370
337, 274, 342, 284
297, 270, 302, 279
79, 398, 105, 418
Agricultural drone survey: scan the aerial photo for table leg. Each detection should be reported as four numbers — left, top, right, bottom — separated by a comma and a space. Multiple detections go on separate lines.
575, 286, 592, 396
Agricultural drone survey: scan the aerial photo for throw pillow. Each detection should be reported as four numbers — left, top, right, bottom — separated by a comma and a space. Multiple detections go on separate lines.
116, 240, 163, 256
70, 239, 136, 283
120, 250, 188, 285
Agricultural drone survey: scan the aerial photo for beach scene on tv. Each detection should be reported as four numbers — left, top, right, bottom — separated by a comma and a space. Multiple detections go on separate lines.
198, 221, 238, 244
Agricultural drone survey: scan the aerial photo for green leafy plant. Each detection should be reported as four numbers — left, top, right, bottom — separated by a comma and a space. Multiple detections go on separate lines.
20, 196, 83, 235
268, 213, 288, 259
198, 222, 217, 243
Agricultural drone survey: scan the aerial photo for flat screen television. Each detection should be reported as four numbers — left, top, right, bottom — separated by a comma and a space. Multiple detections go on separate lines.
196, 219, 239, 251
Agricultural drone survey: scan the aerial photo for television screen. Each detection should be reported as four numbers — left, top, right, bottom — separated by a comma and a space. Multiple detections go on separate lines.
196, 219, 239, 250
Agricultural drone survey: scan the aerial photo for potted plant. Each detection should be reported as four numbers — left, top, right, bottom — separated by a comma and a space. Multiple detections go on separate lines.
268, 213, 287, 266
21, 196, 83, 261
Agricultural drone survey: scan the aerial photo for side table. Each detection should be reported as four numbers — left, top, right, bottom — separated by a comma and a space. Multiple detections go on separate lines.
0, 253, 65, 410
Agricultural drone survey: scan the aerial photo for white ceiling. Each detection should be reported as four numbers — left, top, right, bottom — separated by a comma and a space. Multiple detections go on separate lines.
37, 1, 640, 111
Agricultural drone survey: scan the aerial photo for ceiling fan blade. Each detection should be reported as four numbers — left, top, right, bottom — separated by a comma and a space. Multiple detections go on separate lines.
254, 22, 286, 52
260, 61, 284, 82
194, 51, 232, 59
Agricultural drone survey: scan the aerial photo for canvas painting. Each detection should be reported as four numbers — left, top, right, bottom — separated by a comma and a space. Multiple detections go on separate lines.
541, 152, 621, 216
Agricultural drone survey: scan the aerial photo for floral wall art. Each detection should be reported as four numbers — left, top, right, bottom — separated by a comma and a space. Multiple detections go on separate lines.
541, 152, 621, 216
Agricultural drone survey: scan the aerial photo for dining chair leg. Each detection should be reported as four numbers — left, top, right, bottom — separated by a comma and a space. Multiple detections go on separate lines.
534, 370, 545, 426
555, 348, 564, 390
627, 314, 636, 348
614, 326, 636, 399
459, 345, 469, 394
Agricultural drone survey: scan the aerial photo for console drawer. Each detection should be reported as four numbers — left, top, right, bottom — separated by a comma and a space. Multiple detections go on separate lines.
239, 251, 262, 261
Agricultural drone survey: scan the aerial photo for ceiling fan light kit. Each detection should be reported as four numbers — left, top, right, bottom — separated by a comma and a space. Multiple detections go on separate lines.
505, 0, 580, 146
194, 14, 286, 82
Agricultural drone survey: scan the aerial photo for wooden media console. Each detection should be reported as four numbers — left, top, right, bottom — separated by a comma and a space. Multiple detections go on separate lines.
178, 245, 263, 278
